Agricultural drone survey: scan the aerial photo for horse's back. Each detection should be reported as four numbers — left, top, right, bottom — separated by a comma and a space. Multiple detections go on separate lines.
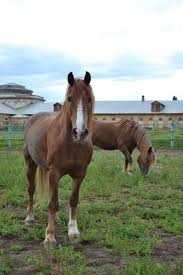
24, 112, 57, 167
92, 120, 118, 150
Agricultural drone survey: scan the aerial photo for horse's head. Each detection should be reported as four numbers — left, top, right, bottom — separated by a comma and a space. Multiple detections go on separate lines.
66, 71, 94, 142
137, 147, 155, 175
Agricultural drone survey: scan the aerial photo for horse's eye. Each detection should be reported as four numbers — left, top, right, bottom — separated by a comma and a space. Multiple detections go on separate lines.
68, 96, 72, 102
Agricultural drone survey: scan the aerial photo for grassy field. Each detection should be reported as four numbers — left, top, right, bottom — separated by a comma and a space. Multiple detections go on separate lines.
0, 150, 183, 274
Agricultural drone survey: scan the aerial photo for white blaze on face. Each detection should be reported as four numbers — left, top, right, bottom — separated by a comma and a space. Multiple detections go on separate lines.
76, 100, 84, 136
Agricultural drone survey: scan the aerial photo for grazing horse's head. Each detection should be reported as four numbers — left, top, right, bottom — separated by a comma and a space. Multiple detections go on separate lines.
137, 147, 155, 175
65, 71, 94, 142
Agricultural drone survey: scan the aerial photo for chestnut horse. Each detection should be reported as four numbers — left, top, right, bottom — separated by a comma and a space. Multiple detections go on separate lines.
24, 72, 94, 246
92, 119, 155, 175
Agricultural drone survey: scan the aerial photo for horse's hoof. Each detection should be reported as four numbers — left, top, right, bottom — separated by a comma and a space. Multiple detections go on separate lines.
127, 171, 132, 175
68, 232, 80, 243
43, 236, 57, 249
24, 215, 35, 225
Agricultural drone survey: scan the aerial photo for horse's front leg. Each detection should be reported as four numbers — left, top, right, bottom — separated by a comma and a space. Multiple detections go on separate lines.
68, 175, 84, 241
119, 146, 133, 173
125, 156, 133, 174
44, 170, 60, 246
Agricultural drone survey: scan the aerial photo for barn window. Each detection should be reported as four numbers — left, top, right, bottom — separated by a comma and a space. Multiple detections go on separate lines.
112, 117, 116, 121
102, 117, 106, 120
169, 117, 172, 121
159, 118, 162, 121
179, 117, 182, 121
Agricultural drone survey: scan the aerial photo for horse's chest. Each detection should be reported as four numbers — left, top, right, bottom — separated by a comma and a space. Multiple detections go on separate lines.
55, 142, 93, 171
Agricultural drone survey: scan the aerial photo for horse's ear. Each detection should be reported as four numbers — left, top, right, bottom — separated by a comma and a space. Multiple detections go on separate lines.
84, 71, 91, 85
68, 72, 75, 86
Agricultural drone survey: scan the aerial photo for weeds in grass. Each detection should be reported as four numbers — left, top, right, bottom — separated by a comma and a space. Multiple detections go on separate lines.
0, 151, 183, 273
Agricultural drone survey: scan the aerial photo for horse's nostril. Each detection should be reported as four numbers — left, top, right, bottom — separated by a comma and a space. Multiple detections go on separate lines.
84, 128, 89, 135
72, 128, 77, 137
72, 128, 88, 140
80, 128, 89, 139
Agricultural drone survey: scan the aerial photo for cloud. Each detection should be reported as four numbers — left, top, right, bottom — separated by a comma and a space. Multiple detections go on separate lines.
91, 54, 171, 80
170, 52, 183, 69
0, 45, 83, 100
0, 44, 173, 85
0, 45, 81, 76
0, 1, 183, 101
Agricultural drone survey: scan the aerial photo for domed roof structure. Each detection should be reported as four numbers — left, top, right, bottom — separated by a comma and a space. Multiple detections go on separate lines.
0, 83, 26, 89
0, 83, 45, 110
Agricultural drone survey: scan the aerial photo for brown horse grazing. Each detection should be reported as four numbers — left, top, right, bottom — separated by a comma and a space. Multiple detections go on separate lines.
24, 72, 94, 246
92, 119, 155, 175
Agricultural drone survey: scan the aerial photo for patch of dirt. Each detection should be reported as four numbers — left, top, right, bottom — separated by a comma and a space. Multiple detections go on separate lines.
84, 246, 123, 268
1, 227, 183, 274
152, 230, 183, 271
3, 204, 26, 218
73, 242, 124, 275
0, 238, 41, 275
153, 236, 183, 260
0, 234, 124, 274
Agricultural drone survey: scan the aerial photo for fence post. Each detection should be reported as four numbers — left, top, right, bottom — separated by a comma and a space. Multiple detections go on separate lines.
170, 121, 176, 149
170, 129, 174, 149
7, 124, 12, 149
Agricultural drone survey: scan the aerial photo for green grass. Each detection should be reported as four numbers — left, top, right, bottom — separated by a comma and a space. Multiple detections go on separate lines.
0, 150, 183, 274
149, 129, 183, 149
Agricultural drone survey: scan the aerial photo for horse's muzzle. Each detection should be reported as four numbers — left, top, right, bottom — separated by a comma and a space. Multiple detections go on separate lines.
72, 128, 89, 141
140, 166, 149, 176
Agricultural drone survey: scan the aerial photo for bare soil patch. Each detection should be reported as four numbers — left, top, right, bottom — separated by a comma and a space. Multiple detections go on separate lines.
153, 230, 183, 271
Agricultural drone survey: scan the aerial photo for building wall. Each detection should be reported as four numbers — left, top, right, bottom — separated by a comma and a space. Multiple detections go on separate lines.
94, 114, 183, 129
0, 113, 183, 129
0, 114, 12, 129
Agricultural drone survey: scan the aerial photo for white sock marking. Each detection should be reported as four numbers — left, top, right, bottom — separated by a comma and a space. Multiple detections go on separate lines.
25, 213, 35, 223
68, 208, 80, 236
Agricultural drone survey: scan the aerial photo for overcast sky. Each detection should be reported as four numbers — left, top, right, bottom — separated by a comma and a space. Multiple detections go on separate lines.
0, 0, 183, 102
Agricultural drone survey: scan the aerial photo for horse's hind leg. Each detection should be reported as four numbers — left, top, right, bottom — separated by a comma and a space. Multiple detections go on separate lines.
24, 147, 37, 225
124, 156, 133, 173
44, 170, 60, 246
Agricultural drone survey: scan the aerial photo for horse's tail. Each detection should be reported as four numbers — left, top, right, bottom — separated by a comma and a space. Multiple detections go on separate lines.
35, 167, 51, 205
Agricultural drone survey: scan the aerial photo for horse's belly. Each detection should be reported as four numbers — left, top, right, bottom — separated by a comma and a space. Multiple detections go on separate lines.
94, 140, 117, 150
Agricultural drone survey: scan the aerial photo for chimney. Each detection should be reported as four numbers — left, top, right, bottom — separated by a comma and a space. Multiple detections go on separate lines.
142, 95, 145, 102
53, 102, 62, 112
172, 96, 177, 101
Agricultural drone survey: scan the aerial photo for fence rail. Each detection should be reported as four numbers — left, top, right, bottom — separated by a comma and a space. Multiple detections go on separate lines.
149, 129, 183, 149
0, 124, 183, 151
0, 125, 24, 151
